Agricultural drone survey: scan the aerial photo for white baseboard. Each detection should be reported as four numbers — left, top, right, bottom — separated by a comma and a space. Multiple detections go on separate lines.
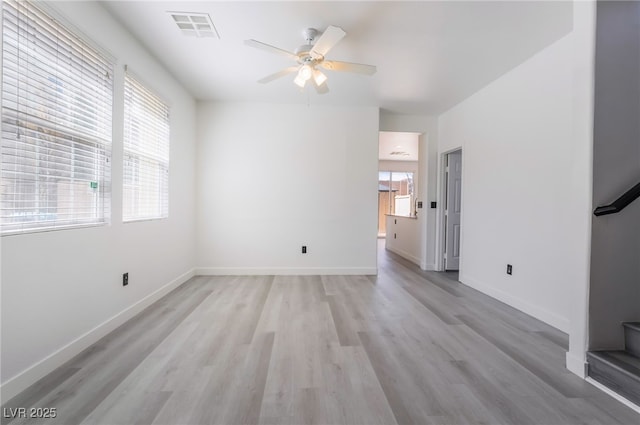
385, 246, 421, 267
586, 377, 640, 414
459, 273, 570, 333
195, 267, 377, 276
421, 263, 437, 271
565, 351, 587, 378
0, 268, 196, 403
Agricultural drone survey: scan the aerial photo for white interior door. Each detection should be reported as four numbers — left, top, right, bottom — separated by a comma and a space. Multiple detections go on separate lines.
445, 150, 462, 270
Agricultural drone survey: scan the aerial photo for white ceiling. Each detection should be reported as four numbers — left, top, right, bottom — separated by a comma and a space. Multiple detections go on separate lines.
101, 1, 573, 115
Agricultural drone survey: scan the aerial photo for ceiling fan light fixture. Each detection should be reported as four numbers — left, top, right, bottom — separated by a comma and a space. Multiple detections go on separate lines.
313, 69, 328, 86
293, 73, 307, 88
298, 64, 313, 81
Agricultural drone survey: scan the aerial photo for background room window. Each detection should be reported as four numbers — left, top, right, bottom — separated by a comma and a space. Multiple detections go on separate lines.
378, 171, 415, 235
378, 171, 415, 216
1, 0, 113, 235
122, 71, 170, 222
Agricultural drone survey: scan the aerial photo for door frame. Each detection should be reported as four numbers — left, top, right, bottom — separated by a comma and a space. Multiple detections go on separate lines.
436, 148, 464, 272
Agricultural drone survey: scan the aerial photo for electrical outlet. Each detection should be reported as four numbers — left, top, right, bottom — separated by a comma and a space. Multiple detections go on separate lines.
302, 246, 307, 254
123, 272, 129, 286
506, 264, 513, 275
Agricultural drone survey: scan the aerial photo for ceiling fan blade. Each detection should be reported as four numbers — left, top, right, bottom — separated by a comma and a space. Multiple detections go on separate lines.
320, 60, 377, 75
257, 66, 299, 84
244, 39, 298, 61
312, 78, 329, 95
310, 25, 346, 58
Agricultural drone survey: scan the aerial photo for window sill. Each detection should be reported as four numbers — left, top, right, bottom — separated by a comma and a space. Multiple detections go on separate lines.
123, 217, 168, 224
385, 214, 418, 220
1, 222, 108, 237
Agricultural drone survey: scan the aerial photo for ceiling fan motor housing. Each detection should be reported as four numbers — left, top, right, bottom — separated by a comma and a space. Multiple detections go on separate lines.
296, 28, 322, 63
295, 44, 313, 57
302, 28, 318, 43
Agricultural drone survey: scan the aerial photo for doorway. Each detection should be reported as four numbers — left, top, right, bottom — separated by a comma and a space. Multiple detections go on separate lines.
441, 149, 462, 271
377, 131, 420, 238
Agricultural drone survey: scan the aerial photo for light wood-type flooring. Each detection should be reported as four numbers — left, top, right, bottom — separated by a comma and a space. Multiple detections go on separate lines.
3, 243, 640, 425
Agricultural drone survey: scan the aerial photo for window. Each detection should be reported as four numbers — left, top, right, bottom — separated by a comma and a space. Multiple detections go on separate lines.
379, 171, 415, 216
123, 71, 170, 222
378, 171, 416, 235
1, 0, 113, 235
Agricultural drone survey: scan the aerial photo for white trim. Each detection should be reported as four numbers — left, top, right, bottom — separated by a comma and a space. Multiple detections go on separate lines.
565, 351, 587, 378
460, 273, 570, 333
195, 267, 377, 276
435, 151, 447, 271
0, 268, 195, 402
586, 377, 640, 414
386, 246, 421, 267
422, 263, 437, 271
435, 147, 463, 272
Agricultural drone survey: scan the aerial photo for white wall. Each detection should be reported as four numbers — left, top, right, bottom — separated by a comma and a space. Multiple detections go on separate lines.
438, 20, 593, 338
195, 102, 379, 275
565, 0, 596, 377
0, 1, 197, 399
379, 160, 419, 174
379, 113, 439, 270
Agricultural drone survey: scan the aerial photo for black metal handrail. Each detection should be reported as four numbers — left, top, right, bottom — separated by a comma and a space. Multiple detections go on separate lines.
594, 181, 640, 216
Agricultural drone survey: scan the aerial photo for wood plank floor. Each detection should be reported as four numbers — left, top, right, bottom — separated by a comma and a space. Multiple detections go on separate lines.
3, 243, 640, 425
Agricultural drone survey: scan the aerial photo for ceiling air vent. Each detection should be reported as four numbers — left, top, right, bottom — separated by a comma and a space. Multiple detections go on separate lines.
390, 151, 410, 157
168, 12, 219, 38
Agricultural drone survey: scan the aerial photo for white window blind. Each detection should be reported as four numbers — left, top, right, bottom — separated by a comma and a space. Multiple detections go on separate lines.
1, 0, 113, 235
123, 71, 170, 222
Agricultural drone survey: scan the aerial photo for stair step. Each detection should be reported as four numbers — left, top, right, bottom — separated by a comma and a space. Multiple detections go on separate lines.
587, 350, 640, 406
623, 322, 640, 357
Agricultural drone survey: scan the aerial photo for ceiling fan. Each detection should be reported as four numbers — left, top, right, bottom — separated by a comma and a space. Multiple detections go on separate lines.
244, 26, 376, 94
